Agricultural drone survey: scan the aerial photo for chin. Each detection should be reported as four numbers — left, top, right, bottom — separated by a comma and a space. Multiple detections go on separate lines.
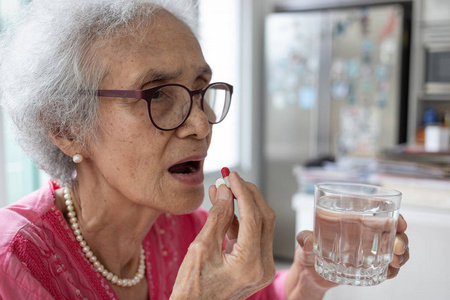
170, 186, 205, 215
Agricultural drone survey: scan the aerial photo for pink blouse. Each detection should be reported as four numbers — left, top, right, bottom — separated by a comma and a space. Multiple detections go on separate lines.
0, 181, 288, 299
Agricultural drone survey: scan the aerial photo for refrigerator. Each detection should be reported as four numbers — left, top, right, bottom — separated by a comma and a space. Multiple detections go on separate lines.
263, 3, 411, 259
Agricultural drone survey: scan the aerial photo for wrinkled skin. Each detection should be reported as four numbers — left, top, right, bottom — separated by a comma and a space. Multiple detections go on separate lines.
172, 172, 277, 299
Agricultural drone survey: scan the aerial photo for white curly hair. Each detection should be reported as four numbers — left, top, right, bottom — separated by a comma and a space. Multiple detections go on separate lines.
0, 0, 198, 184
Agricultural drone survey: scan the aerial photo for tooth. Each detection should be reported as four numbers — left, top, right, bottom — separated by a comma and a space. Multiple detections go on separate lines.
188, 164, 196, 173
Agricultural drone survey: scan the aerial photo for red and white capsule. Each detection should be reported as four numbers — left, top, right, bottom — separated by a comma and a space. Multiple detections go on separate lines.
215, 167, 231, 188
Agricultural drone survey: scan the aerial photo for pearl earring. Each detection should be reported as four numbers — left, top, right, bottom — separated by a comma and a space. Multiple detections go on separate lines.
73, 154, 84, 163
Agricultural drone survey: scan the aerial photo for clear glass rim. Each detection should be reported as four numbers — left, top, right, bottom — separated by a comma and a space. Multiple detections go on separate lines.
315, 182, 402, 199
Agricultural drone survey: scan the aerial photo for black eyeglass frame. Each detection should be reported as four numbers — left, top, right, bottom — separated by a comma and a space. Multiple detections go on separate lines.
97, 82, 233, 131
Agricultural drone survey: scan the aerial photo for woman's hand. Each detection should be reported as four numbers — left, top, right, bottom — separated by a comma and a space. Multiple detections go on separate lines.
171, 171, 276, 300
284, 214, 410, 300
387, 214, 409, 279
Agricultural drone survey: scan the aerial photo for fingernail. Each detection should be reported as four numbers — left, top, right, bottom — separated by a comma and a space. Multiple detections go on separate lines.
394, 236, 405, 254
302, 235, 310, 247
217, 185, 231, 200
297, 231, 310, 247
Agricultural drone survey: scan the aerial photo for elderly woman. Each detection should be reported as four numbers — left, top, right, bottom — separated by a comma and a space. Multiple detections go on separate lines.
0, 0, 409, 299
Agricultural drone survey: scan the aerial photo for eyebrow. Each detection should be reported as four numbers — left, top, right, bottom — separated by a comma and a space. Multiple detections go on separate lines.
131, 64, 213, 89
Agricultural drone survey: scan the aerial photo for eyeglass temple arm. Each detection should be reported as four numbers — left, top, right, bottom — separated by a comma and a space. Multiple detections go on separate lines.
97, 90, 144, 99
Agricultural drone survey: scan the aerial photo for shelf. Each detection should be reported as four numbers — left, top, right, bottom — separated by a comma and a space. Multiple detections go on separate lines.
418, 94, 450, 101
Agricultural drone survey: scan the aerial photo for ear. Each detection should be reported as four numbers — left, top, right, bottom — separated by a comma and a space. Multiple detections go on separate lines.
48, 131, 88, 159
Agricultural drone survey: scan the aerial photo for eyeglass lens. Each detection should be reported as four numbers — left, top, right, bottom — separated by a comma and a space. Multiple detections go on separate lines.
149, 83, 231, 130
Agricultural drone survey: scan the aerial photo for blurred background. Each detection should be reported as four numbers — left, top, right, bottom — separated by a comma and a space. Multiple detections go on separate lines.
1, 0, 449, 299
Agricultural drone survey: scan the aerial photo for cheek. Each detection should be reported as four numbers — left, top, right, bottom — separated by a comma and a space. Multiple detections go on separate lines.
93, 108, 168, 177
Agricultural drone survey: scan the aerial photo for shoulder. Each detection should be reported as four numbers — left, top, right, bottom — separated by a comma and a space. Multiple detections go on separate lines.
0, 181, 60, 299
0, 180, 58, 264
0, 180, 58, 225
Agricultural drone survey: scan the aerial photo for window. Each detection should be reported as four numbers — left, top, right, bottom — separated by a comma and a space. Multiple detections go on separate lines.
198, 0, 241, 173
0, 0, 39, 207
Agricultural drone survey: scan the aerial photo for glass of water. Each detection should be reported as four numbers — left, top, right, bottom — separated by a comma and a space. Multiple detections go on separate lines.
313, 182, 402, 286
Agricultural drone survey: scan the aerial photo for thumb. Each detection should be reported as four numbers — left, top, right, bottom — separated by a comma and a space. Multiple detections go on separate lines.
198, 185, 234, 247
296, 230, 316, 266
297, 230, 314, 252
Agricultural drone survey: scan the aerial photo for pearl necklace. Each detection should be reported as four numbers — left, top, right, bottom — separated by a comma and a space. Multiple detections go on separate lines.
63, 187, 146, 287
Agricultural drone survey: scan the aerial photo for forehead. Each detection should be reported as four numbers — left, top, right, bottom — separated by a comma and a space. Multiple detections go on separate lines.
95, 10, 208, 89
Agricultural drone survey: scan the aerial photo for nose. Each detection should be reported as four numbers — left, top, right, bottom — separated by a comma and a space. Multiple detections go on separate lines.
176, 97, 211, 139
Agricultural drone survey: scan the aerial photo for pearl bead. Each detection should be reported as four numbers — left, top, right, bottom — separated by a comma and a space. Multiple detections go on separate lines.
73, 154, 84, 163
63, 186, 146, 288
111, 275, 118, 283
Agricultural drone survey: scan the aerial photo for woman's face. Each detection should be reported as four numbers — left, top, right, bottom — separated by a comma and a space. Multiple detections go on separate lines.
84, 11, 213, 214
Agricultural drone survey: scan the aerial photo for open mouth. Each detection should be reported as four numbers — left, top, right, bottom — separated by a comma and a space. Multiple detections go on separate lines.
168, 161, 201, 174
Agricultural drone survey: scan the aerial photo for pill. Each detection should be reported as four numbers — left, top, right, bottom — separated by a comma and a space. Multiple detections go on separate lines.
215, 177, 226, 189
221, 167, 230, 188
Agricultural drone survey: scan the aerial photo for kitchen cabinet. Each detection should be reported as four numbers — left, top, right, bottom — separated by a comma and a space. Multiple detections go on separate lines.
408, 0, 450, 144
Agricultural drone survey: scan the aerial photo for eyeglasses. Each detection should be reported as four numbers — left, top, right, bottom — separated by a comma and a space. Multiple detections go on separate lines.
97, 82, 233, 131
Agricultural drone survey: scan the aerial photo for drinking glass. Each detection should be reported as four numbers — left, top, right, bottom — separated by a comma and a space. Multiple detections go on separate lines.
313, 182, 402, 286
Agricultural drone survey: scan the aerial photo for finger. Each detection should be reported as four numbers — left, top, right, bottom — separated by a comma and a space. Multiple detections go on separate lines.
390, 252, 404, 269
198, 185, 234, 249
208, 184, 216, 204
242, 179, 277, 283
229, 172, 276, 287
387, 265, 400, 279
209, 181, 236, 203
209, 184, 240, 241
240, 177, 276, 247
400, 247, 410, 266
394, 232, 409, 255
390, 245, 410, 269
228, 172, 263, 250
226, 215, 240, 241
296, 230, 314, 253
397, 214, 407, 233
295, 230, 316, 266
225, 238, 237, 253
